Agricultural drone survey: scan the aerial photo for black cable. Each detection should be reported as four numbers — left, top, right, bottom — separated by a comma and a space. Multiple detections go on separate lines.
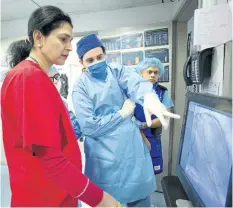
31, 0, 41, 7
155, 190, 164, 194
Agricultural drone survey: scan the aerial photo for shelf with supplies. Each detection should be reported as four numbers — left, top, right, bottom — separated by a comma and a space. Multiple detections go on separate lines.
105, 48, 170, 65
121, 63, 170, 83
143, 45, 169, 50
101, 27, 170, 82
106, 45, 169, 54
145, 48, 169, 63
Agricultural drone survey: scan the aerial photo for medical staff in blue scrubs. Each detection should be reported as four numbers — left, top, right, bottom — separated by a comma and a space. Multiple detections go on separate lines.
48, 66, 83, 140
72, 34, 180, 206
135, 58, 174, 175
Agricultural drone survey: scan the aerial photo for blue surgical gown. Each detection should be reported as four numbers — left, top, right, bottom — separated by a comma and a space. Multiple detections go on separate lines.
72, 63, 156, 203
62, 97, 82, 139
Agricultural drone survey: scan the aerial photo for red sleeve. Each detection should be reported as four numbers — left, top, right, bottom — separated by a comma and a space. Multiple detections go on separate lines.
22, 69, 62, 150
33, 145, 103, 207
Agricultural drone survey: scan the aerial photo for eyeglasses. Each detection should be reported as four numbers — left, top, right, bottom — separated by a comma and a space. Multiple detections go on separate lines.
148, 70, 159, 76
49, 73, 60, 82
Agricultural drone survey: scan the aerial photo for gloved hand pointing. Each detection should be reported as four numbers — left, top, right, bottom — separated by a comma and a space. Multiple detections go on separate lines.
118, 99, 136, 119
143, 92, 180, 129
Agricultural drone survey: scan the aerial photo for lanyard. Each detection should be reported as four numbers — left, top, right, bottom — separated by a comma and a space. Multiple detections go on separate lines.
29, 56, 40, 66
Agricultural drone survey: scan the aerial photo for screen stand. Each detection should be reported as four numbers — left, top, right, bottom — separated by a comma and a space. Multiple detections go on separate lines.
176, 199, 193, 207
161, 176, 189, 207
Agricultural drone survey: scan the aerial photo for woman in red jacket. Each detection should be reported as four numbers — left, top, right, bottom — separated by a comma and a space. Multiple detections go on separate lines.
1, 5, 117, 207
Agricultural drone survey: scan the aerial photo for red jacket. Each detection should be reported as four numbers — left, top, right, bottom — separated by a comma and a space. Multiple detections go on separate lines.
1, 60, 103, 207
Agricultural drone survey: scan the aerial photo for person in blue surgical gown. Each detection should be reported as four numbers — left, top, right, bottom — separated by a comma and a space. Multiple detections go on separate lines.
72, 34, 180, 207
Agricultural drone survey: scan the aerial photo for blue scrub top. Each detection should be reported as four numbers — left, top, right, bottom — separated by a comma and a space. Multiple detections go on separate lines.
162, 90, 174, 109
134, 83, 173, 175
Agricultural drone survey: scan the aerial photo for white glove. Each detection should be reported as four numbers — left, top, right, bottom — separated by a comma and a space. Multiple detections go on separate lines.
118, 99, 136, 119
143, 92, 180, 129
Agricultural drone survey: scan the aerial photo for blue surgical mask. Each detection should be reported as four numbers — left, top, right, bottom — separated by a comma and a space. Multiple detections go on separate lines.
87, 60, 107, 80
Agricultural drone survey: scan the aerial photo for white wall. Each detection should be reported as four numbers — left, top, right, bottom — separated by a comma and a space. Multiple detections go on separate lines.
65, 37, 83, 111
187, 16, 194, 54
1, 2, 185, 40
171, 22, 187, 175
198, 0, 230, 96
1, 37, 22, 66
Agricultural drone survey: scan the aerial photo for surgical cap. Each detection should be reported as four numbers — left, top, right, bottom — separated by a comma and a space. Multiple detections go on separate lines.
48, 65, 59, 76
76, 34, 103, 58
137, 58, 164, 75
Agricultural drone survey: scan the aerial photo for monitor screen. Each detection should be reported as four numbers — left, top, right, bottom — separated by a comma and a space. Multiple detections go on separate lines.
179, 100, 232, 207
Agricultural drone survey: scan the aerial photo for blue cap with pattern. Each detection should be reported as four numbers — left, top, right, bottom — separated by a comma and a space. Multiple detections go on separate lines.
76, 34, 103, 58
137, 58, 164, 75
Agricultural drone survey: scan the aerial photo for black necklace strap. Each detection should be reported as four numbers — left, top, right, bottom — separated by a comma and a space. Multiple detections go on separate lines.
29, 56, 39, 66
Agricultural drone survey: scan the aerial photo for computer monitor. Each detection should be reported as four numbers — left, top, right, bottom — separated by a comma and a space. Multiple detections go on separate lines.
176, 92, 232, 207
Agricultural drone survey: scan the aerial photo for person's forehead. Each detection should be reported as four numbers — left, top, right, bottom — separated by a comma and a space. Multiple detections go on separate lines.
83, 47, 103, 60
51, 22, 73, 38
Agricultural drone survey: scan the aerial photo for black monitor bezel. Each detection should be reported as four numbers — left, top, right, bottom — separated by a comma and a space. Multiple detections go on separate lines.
176, 92, 232, 207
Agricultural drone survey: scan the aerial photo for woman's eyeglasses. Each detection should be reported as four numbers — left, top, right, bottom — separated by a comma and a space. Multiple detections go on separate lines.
49, 73, 60, 82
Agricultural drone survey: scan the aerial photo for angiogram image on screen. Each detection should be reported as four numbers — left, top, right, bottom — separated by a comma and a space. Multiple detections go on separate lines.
180, 102, 232, 207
